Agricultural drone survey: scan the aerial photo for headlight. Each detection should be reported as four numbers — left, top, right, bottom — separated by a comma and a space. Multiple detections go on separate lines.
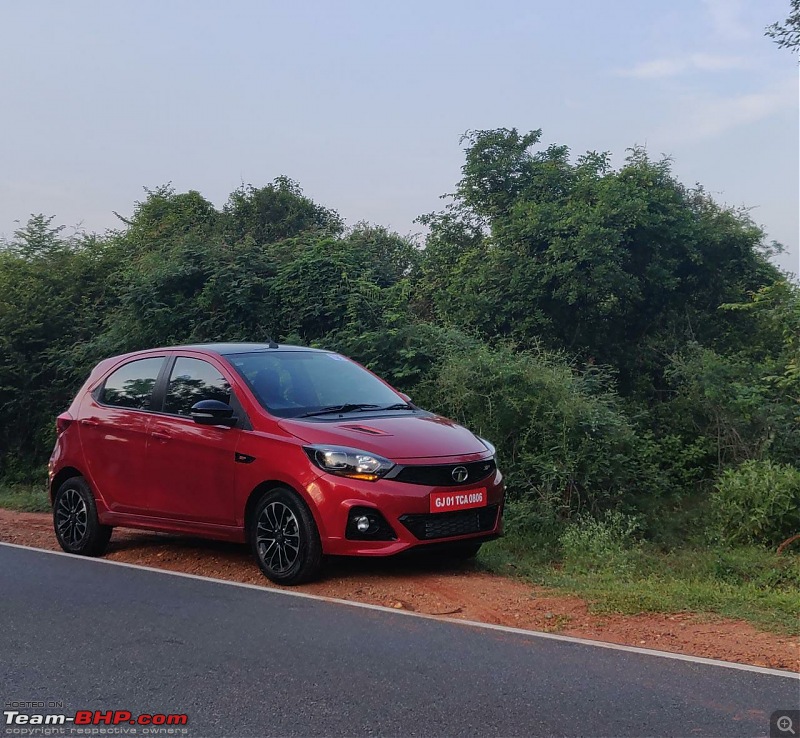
303, 445, 395, 482
477, 436, 496, 458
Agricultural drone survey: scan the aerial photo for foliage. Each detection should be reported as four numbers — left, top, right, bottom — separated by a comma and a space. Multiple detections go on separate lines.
665, 344, 800, 468
711, 460, 800, 548
417, 130, 779, 399
480, 508, 800, 633
559, 511, 642, 578
0, 478, 50, 513
0, 217, 114, 470
319, 322, 478, 390
723, 280, 800, 414
766, 0, 800, 51
221, 177, 344, 244
413, 341, 657, 511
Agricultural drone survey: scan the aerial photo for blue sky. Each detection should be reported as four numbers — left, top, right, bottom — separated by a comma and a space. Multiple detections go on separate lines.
1, 0, 797, 274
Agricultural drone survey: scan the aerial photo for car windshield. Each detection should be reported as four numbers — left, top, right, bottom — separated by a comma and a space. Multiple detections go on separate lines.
224, 351, 404, 418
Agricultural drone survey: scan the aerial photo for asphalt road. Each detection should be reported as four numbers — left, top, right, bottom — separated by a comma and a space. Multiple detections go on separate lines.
0, 544, 797, 738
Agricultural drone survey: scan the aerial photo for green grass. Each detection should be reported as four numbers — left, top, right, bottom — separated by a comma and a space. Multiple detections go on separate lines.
0, 481, 50, 512
479, 531, 800, 634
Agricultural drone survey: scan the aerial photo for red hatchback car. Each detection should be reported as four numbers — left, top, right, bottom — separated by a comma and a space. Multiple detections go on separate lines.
49, 343, 504, 583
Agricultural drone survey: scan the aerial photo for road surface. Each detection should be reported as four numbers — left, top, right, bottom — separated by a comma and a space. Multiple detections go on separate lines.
0, 544, 796, 737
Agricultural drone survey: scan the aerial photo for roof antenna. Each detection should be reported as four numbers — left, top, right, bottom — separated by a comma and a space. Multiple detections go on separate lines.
266, 336, 279, 349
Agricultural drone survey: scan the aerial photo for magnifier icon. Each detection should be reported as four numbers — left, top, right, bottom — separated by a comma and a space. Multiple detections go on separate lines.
778, 716, 796, 735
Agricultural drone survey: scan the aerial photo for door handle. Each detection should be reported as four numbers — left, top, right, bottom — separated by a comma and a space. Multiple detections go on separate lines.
151, 431, 171, 442
81, 418, 100, 428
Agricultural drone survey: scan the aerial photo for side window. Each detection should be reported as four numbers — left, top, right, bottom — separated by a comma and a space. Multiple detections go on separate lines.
101, 357, 165, 410
165, 357, 231, 417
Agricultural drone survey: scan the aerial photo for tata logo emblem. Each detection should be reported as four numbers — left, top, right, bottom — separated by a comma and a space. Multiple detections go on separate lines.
451, 466, 469, 483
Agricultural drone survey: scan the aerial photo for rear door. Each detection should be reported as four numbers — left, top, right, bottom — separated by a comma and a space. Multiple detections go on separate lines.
79, 355, 167, 514
146, 355, 240, 526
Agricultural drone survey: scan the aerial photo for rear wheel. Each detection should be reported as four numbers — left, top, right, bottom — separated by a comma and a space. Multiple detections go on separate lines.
249, 488, 322, 585
53, 477, 112, 556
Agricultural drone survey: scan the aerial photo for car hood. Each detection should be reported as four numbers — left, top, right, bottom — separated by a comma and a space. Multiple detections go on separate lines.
278, 412, 488, 461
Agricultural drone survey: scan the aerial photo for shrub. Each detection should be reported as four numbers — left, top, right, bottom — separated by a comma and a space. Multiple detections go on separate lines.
711, 460, 800, 547
414, 340, 657, 515
559, 511, 642, 577
710, 546, 800, 590
666, 344, 800, 469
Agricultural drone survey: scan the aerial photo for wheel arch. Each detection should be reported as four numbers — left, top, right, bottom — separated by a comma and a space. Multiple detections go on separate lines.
49, 467, 84, 505
243, 480, 326, 542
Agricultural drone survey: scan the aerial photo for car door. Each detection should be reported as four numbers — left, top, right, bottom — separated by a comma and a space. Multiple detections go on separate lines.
79, 355, 167, 515
146, 355, 240, 526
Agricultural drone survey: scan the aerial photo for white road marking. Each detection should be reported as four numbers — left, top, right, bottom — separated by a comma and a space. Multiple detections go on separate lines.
1, 540, 797, 679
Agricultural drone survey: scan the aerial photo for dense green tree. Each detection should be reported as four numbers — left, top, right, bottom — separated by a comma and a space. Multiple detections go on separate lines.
417, 129, 781, 394
83, 181, 418, 355
0, 217, 114, 470
221, 177, 343, 244
92, 181, 339, 352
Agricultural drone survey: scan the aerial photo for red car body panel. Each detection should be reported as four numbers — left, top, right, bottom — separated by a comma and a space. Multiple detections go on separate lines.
278, 415, 489, 460
49, 345, 505, 556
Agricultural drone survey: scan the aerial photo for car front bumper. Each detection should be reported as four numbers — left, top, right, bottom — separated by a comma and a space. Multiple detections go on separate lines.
307, 458, 505, 556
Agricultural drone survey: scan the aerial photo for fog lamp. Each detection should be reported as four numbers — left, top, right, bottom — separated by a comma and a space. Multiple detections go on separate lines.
345, 507, 397, 541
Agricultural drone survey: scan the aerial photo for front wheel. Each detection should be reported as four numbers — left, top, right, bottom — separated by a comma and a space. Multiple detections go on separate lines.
53, 477, 112, 556
249, 488, 322, 585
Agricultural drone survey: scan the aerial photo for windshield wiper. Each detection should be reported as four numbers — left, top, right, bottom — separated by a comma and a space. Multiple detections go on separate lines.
379, 403, 415, 411
298, 403, 381, 418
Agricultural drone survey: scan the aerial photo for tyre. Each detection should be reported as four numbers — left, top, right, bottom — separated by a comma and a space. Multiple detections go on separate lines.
53, 477, 112, 556
250, 487, 322, 585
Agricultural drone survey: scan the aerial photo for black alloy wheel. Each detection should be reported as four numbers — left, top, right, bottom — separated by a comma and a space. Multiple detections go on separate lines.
53, 476, 112, 556
250, 487, 322, 585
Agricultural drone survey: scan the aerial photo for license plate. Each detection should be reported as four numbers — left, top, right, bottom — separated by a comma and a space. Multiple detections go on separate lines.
429, 489, 487, 513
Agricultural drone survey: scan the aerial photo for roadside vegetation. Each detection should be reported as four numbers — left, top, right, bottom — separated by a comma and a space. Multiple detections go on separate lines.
481, 507, 800, 633
1, 129, 797, 632
0, 476, 49, 513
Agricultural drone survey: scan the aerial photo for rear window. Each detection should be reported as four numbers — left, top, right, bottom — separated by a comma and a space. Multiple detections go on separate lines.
100, 357, 165, 410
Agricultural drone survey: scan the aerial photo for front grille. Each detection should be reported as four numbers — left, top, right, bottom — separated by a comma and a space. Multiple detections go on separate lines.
399, 505, 499, 541
391, 458, 496, 487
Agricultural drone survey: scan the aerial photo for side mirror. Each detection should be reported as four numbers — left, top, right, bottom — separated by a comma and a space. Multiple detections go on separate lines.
190, 399, 237, 427
398, 392, 412, 404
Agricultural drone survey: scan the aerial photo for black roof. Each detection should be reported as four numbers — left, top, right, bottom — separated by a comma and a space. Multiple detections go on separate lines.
165, 342, 327, 356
